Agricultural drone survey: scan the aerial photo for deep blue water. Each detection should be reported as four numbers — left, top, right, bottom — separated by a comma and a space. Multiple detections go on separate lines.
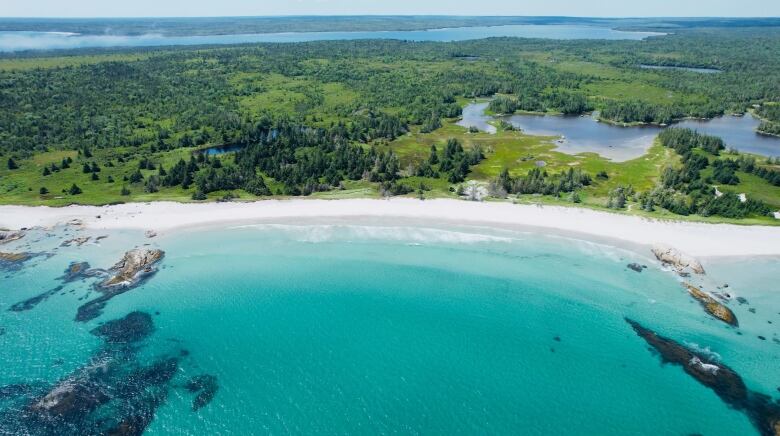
0, 25, 664, 52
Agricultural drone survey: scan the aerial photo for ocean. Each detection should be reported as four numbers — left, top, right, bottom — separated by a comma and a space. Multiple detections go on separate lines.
1, 222, 778, 435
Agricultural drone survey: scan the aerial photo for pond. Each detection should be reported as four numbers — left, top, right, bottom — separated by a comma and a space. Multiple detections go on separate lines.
458, 103, 780, 161
198, 144, 246, 156
639, 64, 722, 74
0, 25, 665, 52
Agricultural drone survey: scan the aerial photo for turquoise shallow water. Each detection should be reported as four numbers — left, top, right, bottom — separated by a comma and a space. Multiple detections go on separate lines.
1, 222, 779, 434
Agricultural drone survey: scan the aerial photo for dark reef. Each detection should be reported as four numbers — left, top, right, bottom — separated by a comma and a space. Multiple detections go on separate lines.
9, 286, 64, 312
90, 312, 154, 344
626, 318, 780, 436
185, 374, 219, 411
0, 309, 214, 435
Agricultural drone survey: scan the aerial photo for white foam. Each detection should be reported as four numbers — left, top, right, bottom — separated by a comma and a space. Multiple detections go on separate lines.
231, 224, 515, 245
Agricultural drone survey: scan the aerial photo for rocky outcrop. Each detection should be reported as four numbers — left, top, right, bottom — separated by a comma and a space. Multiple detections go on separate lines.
0, 230, 24, 245
626, 318, 780, 436
0, 252, 30, 263
651, 245, 705, 276
686, 283, 739, 327
76, 249, 164, 322
0, 251, 41, 271
100, 249, 164, 289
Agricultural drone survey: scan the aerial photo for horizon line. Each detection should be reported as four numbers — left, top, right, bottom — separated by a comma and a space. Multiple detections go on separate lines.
1, 15, 779, 20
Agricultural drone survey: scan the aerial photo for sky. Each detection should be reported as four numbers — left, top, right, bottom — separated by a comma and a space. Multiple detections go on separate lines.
2, 0, 779, 18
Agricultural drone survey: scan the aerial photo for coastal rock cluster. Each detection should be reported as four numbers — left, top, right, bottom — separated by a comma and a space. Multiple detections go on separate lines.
0, 311, 218, 435
626, 319, 780, 436
6, 247, 164, 321
0, 230, 24, 245
651, 245, 705, 276
100, 249, 164, 289
685, 283, 739, 327
77, 249, 165, 322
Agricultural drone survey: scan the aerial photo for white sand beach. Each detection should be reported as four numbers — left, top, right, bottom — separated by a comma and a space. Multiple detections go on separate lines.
1, 199, 779, 257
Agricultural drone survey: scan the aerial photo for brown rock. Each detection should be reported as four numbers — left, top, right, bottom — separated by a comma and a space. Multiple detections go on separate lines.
686, 283, 739, 327
0, 252, 30, 263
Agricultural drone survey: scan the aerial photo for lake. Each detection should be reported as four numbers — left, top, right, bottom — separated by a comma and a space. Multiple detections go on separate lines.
0, 25, 665, 52
459, 102, 780, 161
1, 222, 778, 434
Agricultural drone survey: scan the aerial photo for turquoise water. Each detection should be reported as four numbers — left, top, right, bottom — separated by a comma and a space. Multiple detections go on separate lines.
1, 223, 779, 434
0, 25, 663, 52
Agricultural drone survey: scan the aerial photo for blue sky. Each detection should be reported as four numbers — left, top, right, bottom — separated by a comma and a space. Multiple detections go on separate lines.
3, 0, 779, 18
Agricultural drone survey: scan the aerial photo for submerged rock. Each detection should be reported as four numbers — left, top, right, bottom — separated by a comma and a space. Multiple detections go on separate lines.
627, 263, 645, 273
626, 318, 780, 436
185, 374, 219, 411
0, 312, 183, 436
10, 286, 64, 312
10, 263, 103, 313
685, 283, 739, 327
0, 252, 36, 271
0, 230, 25, 245
61, 237, 91, 247
0, 251, 30, 263
100, 249, 164, 289
91, 312, 154, 344
651, 245, 705, 275
59, 262, 100, 283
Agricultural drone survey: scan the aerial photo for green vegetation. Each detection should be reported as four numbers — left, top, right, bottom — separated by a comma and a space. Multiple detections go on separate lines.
0, 27, 779, 223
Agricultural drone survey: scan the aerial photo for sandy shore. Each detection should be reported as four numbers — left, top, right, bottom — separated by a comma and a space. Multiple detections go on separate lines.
1, 199, 779, 257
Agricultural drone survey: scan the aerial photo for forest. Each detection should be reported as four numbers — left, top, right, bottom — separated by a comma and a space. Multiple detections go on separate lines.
0, 25, 779, 222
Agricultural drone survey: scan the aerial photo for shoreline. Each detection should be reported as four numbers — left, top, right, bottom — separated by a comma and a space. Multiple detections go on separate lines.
2, 198, 780, 257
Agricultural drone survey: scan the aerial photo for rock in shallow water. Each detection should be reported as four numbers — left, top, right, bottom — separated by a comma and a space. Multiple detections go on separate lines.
651, 245, 705, 275
626, 318, 780, 436
0, 230, 25, 245
100, 249, 164, 289
76, 249, 165, 322
685, 283, 739, 327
